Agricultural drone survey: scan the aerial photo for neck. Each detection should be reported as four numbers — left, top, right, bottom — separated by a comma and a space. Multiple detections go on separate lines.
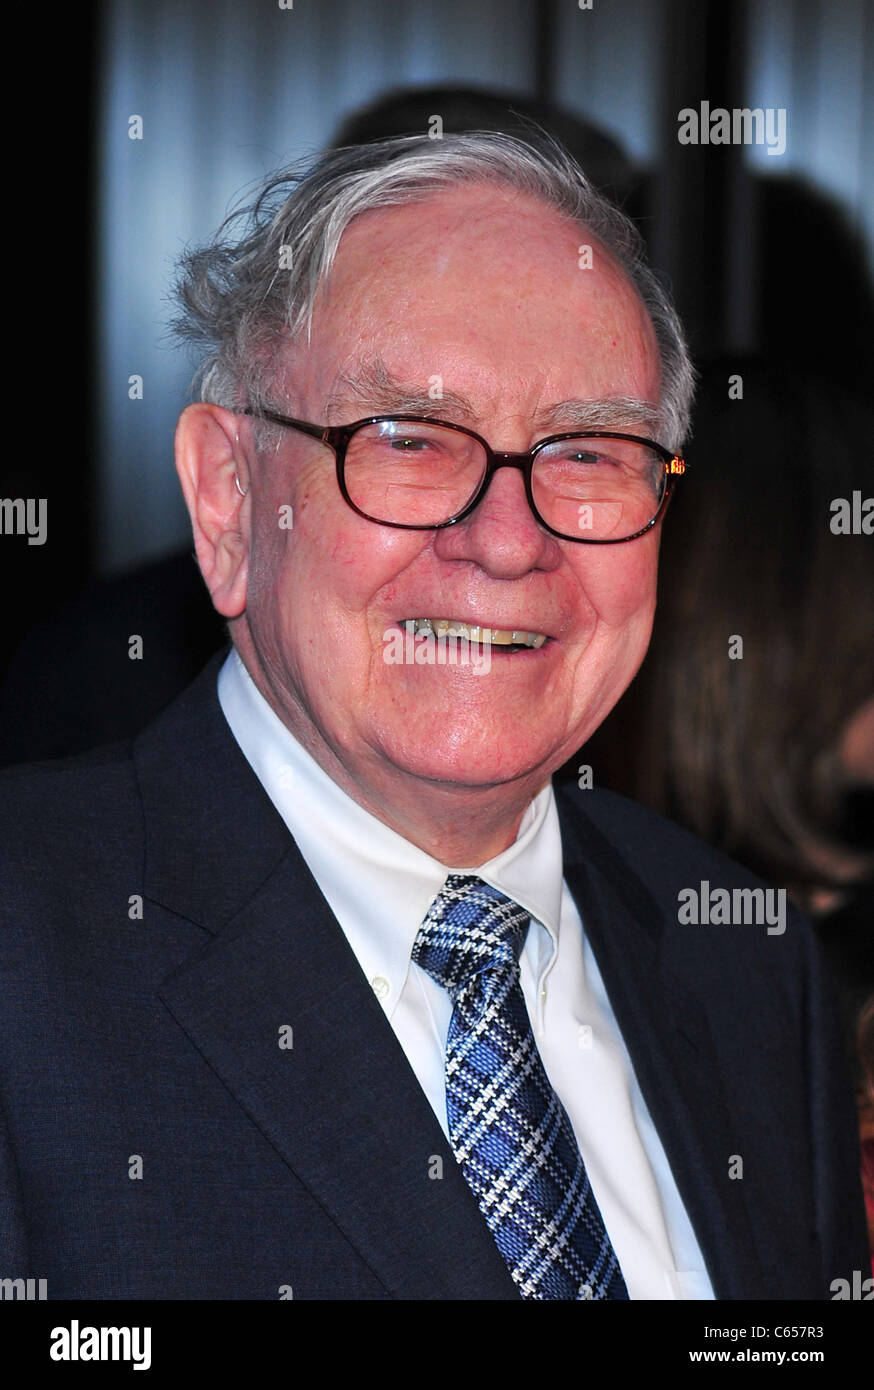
234, 637, 546, 866
336, 770, 538, 865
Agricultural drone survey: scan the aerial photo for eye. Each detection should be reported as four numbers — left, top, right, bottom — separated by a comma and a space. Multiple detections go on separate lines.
388, 436, 431, 451
537, 439, 638, 470
552, 446, 619, 468
565, 448, 604, 464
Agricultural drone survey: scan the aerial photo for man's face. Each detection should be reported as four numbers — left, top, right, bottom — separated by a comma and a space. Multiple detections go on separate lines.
240, 182, 664, 796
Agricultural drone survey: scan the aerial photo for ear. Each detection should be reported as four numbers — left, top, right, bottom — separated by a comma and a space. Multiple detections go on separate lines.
175, 403, 252, 618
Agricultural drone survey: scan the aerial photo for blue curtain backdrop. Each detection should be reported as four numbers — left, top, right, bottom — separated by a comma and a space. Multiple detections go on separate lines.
96, 0, 873, 573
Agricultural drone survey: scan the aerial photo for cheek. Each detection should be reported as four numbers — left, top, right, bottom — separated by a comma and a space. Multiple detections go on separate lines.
567, 539, 659, 633
250, 467, 428, 643
564, 545, 659, 733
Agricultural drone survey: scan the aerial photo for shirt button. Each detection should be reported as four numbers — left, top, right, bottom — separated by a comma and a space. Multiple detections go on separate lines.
371, 976, 390, 1000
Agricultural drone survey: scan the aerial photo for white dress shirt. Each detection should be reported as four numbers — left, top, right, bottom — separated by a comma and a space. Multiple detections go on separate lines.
218, 647, 715, 1300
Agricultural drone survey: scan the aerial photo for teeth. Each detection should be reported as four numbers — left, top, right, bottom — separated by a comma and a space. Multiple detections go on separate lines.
404, 619, 548, 647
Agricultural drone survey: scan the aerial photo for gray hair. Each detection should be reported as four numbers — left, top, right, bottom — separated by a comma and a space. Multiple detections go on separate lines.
172, 131, 695, 450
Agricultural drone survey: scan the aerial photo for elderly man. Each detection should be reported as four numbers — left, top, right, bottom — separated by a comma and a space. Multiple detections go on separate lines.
0, 134, 867, 1301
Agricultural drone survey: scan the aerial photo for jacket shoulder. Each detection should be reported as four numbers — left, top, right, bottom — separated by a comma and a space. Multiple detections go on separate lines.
0, 741, 142, 923
558, 779, 761, 883
556, 779, 818, 960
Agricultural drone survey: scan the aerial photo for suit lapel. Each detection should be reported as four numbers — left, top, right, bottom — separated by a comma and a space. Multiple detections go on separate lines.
135, 653, 517, 1300
135, 653, 768, 1299
556, 786, 770, 1300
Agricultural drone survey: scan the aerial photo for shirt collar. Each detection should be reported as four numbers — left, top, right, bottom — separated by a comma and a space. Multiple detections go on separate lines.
217, 648, 564, 1013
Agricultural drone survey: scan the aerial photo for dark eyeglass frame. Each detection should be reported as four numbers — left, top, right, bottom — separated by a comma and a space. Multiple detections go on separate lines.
239, 406, 686, 544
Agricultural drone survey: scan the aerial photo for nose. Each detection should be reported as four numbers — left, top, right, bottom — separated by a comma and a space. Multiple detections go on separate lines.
432, 457, 561, 579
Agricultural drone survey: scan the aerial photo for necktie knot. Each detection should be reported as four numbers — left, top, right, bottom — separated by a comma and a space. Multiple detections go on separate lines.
413, 874, 530, 1000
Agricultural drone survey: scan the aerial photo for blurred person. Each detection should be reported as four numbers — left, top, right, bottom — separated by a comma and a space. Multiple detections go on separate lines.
585, 361, 873, 910
334, 82, 640, 212
581, 357, 874, 1251
857, 997, 874, 1268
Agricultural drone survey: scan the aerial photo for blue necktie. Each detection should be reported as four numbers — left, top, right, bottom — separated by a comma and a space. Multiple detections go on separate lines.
413, 874, 629, 1300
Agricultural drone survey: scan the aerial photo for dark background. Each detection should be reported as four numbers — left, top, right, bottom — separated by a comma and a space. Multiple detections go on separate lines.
4, 0, 873, 677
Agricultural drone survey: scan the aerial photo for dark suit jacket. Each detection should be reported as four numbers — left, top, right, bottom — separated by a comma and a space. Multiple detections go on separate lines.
0, 651, 867, 1299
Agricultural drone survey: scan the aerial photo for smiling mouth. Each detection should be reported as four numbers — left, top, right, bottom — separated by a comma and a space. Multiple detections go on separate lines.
402, 618, 549, 650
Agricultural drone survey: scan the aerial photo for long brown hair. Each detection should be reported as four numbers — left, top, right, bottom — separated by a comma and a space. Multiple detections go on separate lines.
584, 359, 874, 908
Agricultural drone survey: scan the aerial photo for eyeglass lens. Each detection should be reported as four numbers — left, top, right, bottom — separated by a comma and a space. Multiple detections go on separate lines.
342, 420, 667, 540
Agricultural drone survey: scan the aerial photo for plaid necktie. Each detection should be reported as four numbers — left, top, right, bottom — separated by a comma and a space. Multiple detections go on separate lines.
413, 873, 629, 1300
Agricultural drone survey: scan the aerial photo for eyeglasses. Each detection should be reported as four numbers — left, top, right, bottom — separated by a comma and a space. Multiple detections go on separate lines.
239, 407, 685, 543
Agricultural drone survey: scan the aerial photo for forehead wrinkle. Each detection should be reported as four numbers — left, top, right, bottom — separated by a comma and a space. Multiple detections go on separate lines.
323, 359, 661, 439
324, 358, 476, 422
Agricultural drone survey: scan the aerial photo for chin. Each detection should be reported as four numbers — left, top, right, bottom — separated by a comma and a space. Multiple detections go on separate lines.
378, 725, 560, 791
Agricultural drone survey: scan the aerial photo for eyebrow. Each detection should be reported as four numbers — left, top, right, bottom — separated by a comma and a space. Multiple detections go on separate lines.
324, 358, 662, 437
535, 397, 662, 434
324, 360, 476, 420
